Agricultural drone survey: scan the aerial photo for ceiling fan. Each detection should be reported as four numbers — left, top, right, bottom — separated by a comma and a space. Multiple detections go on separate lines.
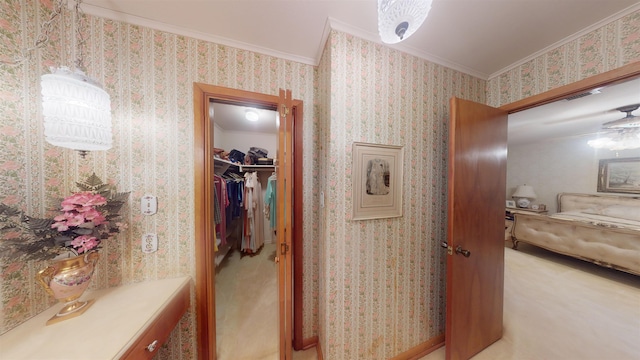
588, 104, 640, 150
602, 104, 640, 129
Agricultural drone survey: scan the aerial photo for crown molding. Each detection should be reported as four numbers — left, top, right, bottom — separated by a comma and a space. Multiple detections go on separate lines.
81, 2, 638, 81
489, 3, 640, 80
80, 4, 318, 66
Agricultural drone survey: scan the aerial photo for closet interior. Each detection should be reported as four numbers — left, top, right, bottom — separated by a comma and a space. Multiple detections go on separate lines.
210, 100, 281, 359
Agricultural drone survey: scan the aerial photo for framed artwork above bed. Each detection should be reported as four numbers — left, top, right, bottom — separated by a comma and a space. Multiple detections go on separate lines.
597, 157, 640, 194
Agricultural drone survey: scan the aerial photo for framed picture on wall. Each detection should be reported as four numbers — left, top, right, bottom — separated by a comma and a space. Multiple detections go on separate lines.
352, 142, 404, 220
597, 157, 640, 194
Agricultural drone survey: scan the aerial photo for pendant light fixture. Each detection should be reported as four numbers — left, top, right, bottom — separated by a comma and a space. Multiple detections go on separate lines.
378, 0, 432, 44
41, 0, 112, 157
2, 0, 112, 158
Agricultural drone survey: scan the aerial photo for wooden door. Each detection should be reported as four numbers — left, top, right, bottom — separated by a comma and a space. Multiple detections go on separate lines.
446, 97, 508, 360
277, 88, 294, 359
193, 84, 302, 359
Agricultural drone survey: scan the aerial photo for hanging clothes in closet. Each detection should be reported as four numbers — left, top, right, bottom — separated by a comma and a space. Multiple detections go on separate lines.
213, 175, 229, 247
242, 171, 265, 253
221, 173, 244, 252
264, 173, 277, 231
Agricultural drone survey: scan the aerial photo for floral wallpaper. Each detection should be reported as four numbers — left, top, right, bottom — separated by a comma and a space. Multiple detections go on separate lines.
317, 30, 485, 359
1, 0, 639, 359
0, 0, 318, 357
487, 10, 640, 107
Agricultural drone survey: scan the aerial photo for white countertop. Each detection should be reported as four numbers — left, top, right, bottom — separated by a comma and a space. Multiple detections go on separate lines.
0, 276, 191, 360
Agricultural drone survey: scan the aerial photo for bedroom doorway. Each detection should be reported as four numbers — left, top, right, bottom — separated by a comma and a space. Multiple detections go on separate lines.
505, 75, 640, 214
445, 61, 640, 360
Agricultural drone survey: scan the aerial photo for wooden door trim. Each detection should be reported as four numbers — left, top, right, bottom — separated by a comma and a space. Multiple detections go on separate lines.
193, 83, 304, 359
292, 99, 305, 350
500, 61, 640, 113
193, 82, 215, 360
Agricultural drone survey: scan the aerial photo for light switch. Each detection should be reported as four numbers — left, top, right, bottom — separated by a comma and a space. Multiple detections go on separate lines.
142, 233, 158, 253
141, 195, 157, 215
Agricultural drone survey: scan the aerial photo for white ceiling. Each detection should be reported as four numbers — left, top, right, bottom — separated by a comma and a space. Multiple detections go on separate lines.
82, 0, 640, 79
508, 77, 640, 145
81, 0, 640, 143
211, 102, 278, 134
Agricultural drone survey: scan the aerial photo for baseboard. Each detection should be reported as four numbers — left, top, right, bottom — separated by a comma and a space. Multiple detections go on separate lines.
301, 336, 318, 350
389, 334, 445, 360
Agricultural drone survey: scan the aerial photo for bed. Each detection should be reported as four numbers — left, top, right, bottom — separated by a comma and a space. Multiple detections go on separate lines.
511, 192, 640, 276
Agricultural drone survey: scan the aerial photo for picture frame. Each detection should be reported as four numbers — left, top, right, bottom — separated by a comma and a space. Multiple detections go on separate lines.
597, 157, 640, 194
506, 200, 516, 208
352, 142, 404, 220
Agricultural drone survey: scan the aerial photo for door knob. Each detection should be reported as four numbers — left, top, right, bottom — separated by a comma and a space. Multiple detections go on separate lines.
455, 245, 471, 257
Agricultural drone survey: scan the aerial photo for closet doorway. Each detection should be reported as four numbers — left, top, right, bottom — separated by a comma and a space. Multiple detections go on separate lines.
193, 84, 304, 360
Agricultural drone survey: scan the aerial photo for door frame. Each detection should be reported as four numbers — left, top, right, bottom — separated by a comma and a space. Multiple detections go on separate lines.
443, 61, 640, 358
193, 83, 304, 359
500, 62, 640, 114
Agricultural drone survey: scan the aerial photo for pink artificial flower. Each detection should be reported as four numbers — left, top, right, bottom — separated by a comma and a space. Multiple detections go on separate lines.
83, 208, 107, 225
52, 192, 108, 232
61, 192, 107, 212
70, 235, 99, 253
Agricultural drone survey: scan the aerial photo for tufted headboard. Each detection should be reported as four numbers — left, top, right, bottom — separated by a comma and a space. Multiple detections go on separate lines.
558, 193, 640, 213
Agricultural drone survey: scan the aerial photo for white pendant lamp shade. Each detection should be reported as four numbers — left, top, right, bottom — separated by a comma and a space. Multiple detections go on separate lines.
41, 66, 112, 152
378, 0, 432, 44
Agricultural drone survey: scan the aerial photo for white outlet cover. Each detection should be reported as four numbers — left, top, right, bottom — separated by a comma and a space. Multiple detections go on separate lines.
141, 195, 157, 215
142, 233, 158, 253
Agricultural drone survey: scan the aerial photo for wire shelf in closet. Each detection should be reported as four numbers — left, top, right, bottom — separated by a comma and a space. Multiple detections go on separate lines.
214, 157, 275, 174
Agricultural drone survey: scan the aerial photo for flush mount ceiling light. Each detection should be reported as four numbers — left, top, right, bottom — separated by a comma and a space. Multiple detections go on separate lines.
245, 109, 259, 122
378, 0, 432, 44
2, 0, 112, 158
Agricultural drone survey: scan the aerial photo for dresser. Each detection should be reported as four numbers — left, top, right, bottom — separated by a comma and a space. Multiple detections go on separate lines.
0, 276, 190, 359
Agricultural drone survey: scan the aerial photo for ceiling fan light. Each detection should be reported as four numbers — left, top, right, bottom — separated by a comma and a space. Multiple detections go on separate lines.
378, 0, 432, 44
588, 129, 640, 150
603, 104, 640, 129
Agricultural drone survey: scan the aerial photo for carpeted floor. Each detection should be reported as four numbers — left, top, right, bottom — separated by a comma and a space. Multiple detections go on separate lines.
421, 243, 640, 359
215, 242, 640, 359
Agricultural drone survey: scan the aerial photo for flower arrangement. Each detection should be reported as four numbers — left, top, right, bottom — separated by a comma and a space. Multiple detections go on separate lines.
0, 173, 129, 262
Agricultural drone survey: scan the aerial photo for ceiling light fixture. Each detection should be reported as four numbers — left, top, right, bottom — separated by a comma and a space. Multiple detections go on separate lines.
588, 104, 640, 150
2, 0, 112, 158
587, 129, 640, 150
245, 109, 259, 122
602, 104, 640, 129
377, 0, 432, 44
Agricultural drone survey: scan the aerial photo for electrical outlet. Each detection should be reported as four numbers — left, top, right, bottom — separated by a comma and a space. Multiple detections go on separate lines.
142, 233, 158, 253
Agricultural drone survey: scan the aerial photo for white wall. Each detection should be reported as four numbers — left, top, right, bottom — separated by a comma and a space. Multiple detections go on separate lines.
507, 135, 640, 213
214, 125, 277, 159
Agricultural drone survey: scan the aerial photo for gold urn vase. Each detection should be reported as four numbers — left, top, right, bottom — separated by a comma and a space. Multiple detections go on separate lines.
36, 251, 99, 325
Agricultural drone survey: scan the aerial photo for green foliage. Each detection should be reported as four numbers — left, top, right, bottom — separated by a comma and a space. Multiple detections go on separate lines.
0, 173, 130, 263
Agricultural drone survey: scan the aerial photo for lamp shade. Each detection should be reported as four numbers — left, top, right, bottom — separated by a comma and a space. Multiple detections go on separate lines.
41, 67, 112, 152
378, 0, 432, 44
512, 185, 537, 199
